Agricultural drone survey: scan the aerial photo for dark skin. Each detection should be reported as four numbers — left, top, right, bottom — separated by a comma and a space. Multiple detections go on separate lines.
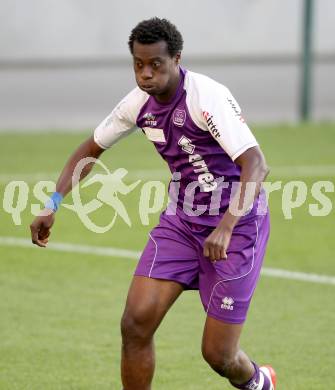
30, 136, 104, 247
30, 41, 182, 246
30, 40, 269, 389
203, 146, 269, 262
132, 40, 181, 103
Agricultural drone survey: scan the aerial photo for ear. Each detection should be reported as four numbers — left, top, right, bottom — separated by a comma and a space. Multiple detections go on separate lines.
175, 52, 181, 64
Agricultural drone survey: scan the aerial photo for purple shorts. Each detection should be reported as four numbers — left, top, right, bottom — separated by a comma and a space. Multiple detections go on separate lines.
135, 211, 270, 324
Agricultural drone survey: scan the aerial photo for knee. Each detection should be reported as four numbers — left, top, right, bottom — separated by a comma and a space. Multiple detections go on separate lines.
201, 342, 237, 377
120, 305, 154, 346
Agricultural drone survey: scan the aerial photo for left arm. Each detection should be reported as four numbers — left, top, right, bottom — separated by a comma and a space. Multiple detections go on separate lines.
203, 146, 269, 261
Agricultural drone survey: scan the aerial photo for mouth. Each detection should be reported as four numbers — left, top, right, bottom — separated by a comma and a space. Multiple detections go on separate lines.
139, 84, 156, 93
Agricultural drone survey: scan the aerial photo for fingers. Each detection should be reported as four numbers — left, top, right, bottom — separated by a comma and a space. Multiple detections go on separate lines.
203, 240, 227, 262
40, 237, 50, 246
211, 244, 220, 261
39, 228, 50, 240
221, 248, 227, 261
30, 223, 40, 246
30, 222, 49, 248
203, 242, 210, 258
38, 230, 50, 247
30, 212, 54, 248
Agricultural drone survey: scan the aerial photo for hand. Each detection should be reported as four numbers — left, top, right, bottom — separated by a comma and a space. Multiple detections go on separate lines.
203, 224, 233, 262
30, 209, 55, 247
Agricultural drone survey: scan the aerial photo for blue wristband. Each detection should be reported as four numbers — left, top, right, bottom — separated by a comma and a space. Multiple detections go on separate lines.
45, 192, 63, 212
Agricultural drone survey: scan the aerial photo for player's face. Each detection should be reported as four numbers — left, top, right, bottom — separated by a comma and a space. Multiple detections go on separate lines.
132, 40, 180, 100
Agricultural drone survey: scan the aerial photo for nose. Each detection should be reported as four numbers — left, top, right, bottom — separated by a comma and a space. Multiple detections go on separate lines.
140, 65, 153, 80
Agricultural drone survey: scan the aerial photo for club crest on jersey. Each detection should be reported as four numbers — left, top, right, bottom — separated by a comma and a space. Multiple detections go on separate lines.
173, 108, 186, 127
143, 112, 157, 127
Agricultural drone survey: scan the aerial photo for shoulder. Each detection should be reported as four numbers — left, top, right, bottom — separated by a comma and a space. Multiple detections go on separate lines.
122, 86, 149, 104
185, 70, 244, 122
184, 70, 230, 102
183, 70, 234, 130
116, 87, 150, 122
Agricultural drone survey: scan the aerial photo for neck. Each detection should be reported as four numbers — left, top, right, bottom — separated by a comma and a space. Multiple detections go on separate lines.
154, 67, 181, 103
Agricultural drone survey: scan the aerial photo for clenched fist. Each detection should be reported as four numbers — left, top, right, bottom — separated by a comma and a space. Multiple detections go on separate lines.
203, 224, 233, 262
30, 209, 55, 248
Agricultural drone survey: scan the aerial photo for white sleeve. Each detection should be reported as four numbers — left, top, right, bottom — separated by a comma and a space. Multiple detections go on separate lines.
94, 87, 149, 149
201, 85, 258, 160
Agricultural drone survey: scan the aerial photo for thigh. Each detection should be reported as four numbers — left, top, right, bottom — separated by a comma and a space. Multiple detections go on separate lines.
122, 275, 184, 334
135, 212, 200, 290
199, 213, 270, 324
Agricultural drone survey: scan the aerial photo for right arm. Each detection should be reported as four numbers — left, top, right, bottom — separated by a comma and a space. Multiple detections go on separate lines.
30, 86, 149, 247
30, 136, 105, 247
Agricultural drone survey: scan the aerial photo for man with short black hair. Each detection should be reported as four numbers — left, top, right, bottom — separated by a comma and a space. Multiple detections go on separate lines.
31, 17, 276, 390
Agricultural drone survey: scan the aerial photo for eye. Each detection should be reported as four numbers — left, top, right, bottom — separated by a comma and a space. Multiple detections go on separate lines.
134, 61, 143, 69
152, 61, 161, 69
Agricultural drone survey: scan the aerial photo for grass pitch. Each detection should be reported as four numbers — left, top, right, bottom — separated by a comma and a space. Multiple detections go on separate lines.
0, 123, 334, 389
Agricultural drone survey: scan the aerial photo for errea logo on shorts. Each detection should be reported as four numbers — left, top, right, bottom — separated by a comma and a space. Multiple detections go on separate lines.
221, 297, 234, 311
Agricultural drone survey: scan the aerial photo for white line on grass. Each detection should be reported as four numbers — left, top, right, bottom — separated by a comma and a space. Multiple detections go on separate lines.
0, 236, 141, 259
260, 267, 335, 285
0, 165, 334, 183
0, 236, 334, 286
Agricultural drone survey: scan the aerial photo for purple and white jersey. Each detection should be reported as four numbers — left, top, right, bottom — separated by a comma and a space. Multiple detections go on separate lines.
94, 68, 260, 226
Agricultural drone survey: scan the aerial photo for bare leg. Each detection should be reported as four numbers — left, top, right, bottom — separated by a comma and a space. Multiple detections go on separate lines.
202, 316, 254, 385
121, 276, 183, 390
